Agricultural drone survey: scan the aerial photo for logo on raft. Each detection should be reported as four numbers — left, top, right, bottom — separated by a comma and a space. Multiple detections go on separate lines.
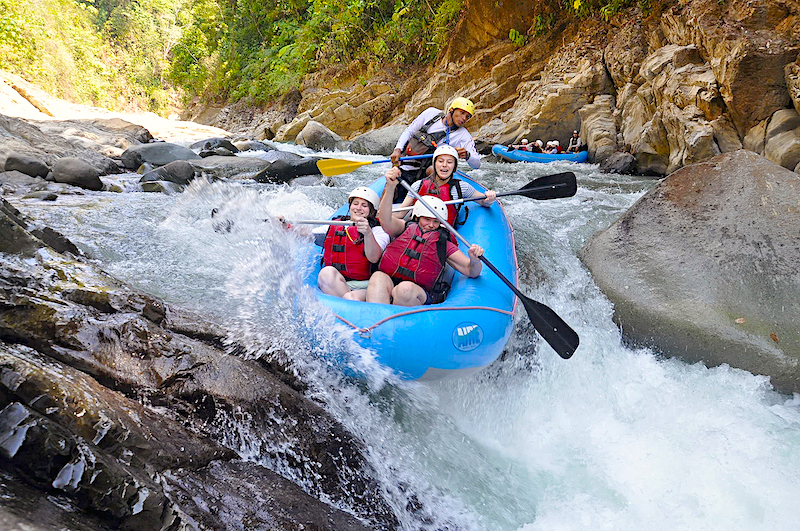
452, 322, 483, 351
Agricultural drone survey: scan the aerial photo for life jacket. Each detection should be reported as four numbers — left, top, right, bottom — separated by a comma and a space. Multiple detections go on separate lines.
322, 216, 374, 281
417, 178, 463, 226
403, 113, 449, 158
378, 222, 450, 292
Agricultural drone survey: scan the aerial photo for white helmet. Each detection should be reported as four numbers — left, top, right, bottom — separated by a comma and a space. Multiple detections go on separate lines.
536, 140, 543, 147
348, 186, 379, 211
433, 144, 459, 165
412, 196, 448, 220
521, 138, 529, 144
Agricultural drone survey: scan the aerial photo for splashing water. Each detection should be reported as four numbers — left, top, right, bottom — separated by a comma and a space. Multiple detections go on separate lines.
14, 157, 800, 530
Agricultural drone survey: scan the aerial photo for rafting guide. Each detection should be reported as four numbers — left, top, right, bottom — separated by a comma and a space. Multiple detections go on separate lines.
389, 97, 481, 201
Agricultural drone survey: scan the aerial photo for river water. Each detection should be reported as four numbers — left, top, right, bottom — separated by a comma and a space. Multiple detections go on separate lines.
15, 148, 800, 530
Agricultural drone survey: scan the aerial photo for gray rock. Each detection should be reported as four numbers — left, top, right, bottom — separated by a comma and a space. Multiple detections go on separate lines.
579, 150, 800, 393
0, 222, 400, 527
21, 190, 58, 201
140, 160, 196, 185
599, 152, 637, 174
350, 124, 406, 155
254, 157, 321, 183
189, 137, 240, 153
4, 154, 50, 177
163, 460, 373, 531
120, 142, 200, 170
295, 120, 345, 152
0, 170, 46, 195
51, 158, 103, 191
140, 180, 183, 194
190, 155, 270, 180
233, 139, 274, 152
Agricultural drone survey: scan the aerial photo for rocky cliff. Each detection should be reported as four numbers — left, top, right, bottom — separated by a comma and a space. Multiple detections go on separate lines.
200, 0, 800, 177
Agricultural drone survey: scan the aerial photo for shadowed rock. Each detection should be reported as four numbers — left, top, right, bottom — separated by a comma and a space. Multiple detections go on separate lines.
52, 158, 103, 190
121, 143, 201, 170
0, 202, 400, 528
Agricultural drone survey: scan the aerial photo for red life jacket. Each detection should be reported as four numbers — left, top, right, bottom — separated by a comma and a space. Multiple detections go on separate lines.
378, 223, 449, 291
322, 217, 373, 281
417, 178, 460, 226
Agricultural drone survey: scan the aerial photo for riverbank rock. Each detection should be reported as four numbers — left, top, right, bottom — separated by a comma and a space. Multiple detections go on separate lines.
0, 201, 400, 528
211, 0, 798, 177
349, 124, 406, 156
295, 120, 349, 151
579, 150, 800, 393
52, 157, 103, 191
140, 160, 197, 186
120, 142, 200, 170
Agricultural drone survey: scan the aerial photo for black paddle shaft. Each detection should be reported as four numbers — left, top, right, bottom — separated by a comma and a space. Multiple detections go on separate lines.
452, 172, 577, 205
399, 180, 579, 359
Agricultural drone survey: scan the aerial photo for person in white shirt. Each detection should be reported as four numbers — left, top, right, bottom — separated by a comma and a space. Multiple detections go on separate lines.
389, 97, 481, 202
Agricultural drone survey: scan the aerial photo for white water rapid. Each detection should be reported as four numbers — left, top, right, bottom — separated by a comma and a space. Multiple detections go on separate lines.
17, 149, 800, 530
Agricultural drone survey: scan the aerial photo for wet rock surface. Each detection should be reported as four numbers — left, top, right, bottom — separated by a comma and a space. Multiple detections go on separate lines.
0, 197, 399, 529
580, 150, 800, 393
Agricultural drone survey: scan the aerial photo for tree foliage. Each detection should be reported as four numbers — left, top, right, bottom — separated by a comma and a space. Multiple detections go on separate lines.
167, 0, 465, 105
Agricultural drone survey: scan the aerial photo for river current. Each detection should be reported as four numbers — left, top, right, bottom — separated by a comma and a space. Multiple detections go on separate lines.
15, 147, 800, 530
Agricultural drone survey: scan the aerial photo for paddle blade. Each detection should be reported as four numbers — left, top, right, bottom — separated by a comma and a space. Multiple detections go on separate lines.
521, 295, 580, 359
518, 172, 577, 200
316, 158, 371, 177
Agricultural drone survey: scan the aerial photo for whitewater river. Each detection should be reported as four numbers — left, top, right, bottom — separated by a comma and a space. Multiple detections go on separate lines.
16, 148, 800, 530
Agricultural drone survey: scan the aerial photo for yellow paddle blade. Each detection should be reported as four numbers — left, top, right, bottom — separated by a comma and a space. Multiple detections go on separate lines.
316, 158, 372, 177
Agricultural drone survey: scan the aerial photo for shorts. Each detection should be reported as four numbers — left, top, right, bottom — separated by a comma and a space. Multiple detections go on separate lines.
345, 279, 370, 290
389, 276, 434, 305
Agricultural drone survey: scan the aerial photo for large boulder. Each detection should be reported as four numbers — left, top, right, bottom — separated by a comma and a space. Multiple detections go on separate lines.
350, 124, 407, 155
579, 150, 800, 393
295, 120, 348, 151
0, 212, 399, 528
120, 142, 201, 170
3, 154, 50, 178
51, 157, 103, 191
140, 160, 196, 185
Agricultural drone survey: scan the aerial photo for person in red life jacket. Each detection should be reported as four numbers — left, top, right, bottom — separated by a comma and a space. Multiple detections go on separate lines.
365, 167, 484, 306
392, 145, 496, 227
317, 186, 390, 301
388, 97, 481, 202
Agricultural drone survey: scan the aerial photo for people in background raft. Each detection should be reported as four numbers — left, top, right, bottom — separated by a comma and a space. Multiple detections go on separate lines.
545, 140, 562, 154
366, 169, 485, 307
317, 186, 390, 301
392, 145, 496, 227
510, 138, 530, 151
566, 130, 584, 153
389, 97, 481, 202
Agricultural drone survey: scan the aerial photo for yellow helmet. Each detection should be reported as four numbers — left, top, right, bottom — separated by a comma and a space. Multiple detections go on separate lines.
448, 97, 475, 117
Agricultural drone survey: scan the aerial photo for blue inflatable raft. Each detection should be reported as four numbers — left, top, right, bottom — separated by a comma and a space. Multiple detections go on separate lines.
492, 145, 588, 163
305, 175, 518, 381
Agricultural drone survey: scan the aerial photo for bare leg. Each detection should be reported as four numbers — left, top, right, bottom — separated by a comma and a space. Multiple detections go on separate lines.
317, 266, 350, 297
343, 289, 367, 301
366, 272, 394, 304
391, 281, 427, 306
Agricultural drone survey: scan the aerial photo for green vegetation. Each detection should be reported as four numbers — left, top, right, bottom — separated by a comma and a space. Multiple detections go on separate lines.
168, 0, 464, 105
0, 0, 651, 115
566, 0, 651, 21
0, 0, 184, 112
509, 28, 527, 47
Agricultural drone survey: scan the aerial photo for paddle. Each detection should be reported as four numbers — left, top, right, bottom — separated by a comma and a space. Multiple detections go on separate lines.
317, 154, 433, 177
399, 179, 579, 359
392, 172, 577, 212
289, 219, 354, 226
